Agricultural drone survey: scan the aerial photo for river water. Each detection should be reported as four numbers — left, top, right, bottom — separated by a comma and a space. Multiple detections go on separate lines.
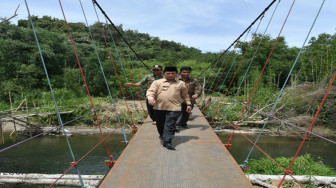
218, 133, 336, 170
0, 133, 335, 175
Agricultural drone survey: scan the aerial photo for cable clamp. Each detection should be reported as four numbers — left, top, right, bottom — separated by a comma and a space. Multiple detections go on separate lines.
104, 159, 116, 168
284, 170, 293, 175
70, 161, 78, 167
132, 127, 137, 134
225, 143, 232, 149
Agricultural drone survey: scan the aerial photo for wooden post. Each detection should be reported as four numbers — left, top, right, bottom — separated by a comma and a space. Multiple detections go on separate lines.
9, 92, 17, 136
0, 119, 4, 144
56, 112, 61, 134
33, 102, 41, 126
25, 97, 32, 137
48, 115, 51, 126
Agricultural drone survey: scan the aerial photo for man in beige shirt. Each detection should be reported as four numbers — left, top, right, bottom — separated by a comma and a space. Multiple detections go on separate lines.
147, 66, 192, 150
124, 65, 163, 124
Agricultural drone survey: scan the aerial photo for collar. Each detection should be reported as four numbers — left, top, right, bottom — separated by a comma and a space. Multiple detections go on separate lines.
153, 73, 163, 78
163, 78, 177, 82
178, 75, 190, 81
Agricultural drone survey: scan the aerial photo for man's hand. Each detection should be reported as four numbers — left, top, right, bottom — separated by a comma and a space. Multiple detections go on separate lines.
148, 98, 156, 106
192, 94, 199, 100
186, 106, 192, 113
124, 83, 133, 87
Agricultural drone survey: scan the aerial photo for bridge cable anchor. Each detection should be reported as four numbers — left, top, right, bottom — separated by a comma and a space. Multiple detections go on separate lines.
104, 156, 116, 168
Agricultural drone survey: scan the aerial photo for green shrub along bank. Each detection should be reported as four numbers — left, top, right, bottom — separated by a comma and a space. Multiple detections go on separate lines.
246, 154, 336, 176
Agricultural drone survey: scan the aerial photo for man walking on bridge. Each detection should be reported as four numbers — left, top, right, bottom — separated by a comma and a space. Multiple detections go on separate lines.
147, 66, 192, 150
124, 65, 163, 124
176, 66, 202, 131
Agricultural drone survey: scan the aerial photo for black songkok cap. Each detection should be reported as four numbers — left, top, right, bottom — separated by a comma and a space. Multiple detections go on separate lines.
163, 66, 178, 73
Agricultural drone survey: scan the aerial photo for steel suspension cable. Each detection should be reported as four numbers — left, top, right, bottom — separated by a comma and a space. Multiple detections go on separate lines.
196, 52, 231, 107
91, 1, 137, 133
106, 21, 147, 119
197, 0, 277, 78
197, 56, 226, 107
242, 0, 325, 168
105, 21, 143, 123
202, 36, 248, 113
78, 0, 128, 144
0, 109, 95, 152
220, 118, 305, 187
197, 60, 223, 107
279, 71, 335, 187
207, 52, 231, 93
49, 123, 124, 188
121, 36, 148, 114
204, 53, 240, 114
203, 57, 223, 91
126, 48, 151, 105
23, 0, 84, 186
225, 0, 296, 147
278, 1, 332, 187
223, 96, 336, 145
201, 42, 239, 112
222, 0, 281, 126
92, 0, 151, 72
208, 15, 265, 125
206, 88, 336, 145
58, 0, 113, 166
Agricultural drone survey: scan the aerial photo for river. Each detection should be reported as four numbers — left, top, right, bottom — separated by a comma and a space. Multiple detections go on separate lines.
0, 133, 335, 175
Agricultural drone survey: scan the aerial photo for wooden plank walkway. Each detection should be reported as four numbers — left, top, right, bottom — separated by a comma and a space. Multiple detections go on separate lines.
99, 107, 252, 188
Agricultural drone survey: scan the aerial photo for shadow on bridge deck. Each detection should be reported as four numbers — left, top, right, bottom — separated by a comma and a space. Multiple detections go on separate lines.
99, 107, 252, 187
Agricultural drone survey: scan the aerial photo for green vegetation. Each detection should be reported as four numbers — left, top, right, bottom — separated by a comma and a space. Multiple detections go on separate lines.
0, 16, 213, 107
246, 154, 336, 176
0, 16, 335, 132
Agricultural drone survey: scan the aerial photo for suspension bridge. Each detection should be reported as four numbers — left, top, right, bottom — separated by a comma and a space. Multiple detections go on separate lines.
0, 0, 335, 187
99, 107, 252, 187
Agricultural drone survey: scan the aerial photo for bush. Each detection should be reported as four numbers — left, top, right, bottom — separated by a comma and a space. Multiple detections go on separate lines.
246, 154, 336, 176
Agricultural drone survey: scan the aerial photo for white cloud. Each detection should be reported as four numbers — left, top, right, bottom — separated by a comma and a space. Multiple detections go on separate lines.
1, 0, 335, 52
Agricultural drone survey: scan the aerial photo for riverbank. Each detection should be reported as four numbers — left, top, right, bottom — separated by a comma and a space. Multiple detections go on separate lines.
1, 172, 335, 188
2, 120, 335, 139
1, 122, 133, 135
1, 129, 335, 187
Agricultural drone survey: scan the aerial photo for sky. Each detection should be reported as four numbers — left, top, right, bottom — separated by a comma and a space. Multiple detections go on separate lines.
1, 0, 335, 53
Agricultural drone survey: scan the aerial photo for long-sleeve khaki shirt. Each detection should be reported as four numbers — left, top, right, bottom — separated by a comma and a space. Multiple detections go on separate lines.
146, 78, 191, 111
178, 76, 202, 105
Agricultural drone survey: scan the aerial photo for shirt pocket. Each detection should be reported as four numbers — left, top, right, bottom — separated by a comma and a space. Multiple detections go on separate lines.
162, 85, 169, 91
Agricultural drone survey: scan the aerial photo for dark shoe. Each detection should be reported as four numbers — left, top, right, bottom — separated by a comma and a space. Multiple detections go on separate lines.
163, 142, 174, 150
175, 126, 180, 132
181, 124, 189, 129
166, 143, 175, 150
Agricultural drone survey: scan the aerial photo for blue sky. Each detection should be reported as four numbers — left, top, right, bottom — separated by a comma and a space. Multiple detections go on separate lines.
1, 0, 335, 52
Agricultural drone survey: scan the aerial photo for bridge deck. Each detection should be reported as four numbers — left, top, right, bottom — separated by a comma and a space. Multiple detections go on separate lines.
99, 107, 252, 187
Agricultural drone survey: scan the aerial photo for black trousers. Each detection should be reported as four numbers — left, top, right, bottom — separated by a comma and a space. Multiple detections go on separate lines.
176, 103, 193, 127
146, 98, 156, 121
156, 110, 181, 143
